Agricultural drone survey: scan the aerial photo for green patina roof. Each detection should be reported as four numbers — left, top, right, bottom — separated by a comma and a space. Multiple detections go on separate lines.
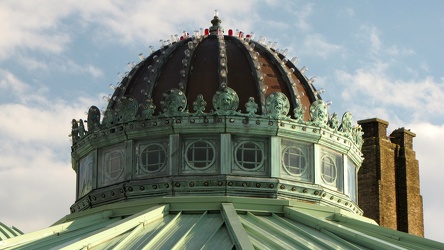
1, 197, 442, 250
0, 222, 23, 241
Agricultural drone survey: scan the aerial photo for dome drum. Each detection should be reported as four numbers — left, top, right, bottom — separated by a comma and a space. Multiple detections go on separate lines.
70, 16, 364, 217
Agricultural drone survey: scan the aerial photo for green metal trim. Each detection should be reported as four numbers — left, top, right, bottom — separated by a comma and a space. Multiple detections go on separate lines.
170, 211, 208, 250
283, 206, 405, 250
220, 133, 231, 174
1, 210, 114, 249
57, 204, 169, 249
141, 211, 182, 249
244, 212, 313, 250
240, 216, 296, 249
111, 221, 145, 249
199, 219, 231, 250
221, 203, 254, 250
270, 213, 339, 250
318, 228, 363, 250
270, 136, 281, 178
332, 213, 444, 249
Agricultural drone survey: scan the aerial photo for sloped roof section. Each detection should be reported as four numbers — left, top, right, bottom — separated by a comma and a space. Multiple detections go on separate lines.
1, 197, 442, 249
0, 222, 23, 241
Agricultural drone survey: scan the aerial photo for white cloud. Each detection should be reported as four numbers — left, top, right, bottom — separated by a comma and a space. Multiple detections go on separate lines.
0, 143, 75, 233
0, 1, 74, 60
16, 55, 104, 79
407, 122, 444, 241
303, 34, 342, 59
0, 69, 29, 96
0, 70, 100, 232
291, 3, 313, 31
336, 64, 444, 123
358, 25, 415, 61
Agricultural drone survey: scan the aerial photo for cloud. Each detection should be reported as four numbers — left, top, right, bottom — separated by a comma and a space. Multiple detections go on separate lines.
335, 63, 444, 123
303, 34, 342, 59
0, 69, 29, 96
0, 1, 74, 60
358, 25, 415, 61
0, 70, 100, 232
290, 3, 313, 31
16, 55, 104, 79
0, 143, 75, 233
407, 122, 444, 241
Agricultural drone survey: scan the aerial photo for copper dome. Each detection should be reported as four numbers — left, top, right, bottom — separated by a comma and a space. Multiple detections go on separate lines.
103, 15, 319, 124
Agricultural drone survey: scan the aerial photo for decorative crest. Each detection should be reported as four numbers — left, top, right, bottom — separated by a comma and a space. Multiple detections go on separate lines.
160, 88, 187, 117
328, 113, 339, 131
140, 99, 156, 119
309, 100, 328, 127
265, 92, 290, 119
87, 106, 101, 132
245, 97, 258, 117
192, 94, 207, 115
339, 111, 353, 137
116, 96, 138, 123
213, 87, 239, 115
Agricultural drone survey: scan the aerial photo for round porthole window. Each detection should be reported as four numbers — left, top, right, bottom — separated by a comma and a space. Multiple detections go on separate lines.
282, 146, 307, 176
321, 155, 336, 184
140, 143, 166, 173
105, 151, 124, 180
235, 141, 264, 171
185, 140, 215, 170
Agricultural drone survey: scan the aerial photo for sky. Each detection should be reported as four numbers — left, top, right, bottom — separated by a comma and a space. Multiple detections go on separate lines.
0, 0, 443, 243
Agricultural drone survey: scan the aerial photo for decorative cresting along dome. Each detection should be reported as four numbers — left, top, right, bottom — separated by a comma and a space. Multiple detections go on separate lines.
70, 14, 364, 215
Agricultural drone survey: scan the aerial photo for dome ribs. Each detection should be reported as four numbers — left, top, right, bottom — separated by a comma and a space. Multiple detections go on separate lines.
152, 39, 190, 115
285, 61, 320, 121
225, 37, 259, 113
252, 43, 296, 118
186, 36, 219, 112
103, 27, 324, 122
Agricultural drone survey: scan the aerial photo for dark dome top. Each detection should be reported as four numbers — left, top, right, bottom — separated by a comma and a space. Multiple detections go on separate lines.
102, 16, 319, 125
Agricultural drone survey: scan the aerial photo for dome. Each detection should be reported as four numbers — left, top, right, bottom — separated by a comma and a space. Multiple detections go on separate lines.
100, 15, 318, 124
70, 14, 364, 215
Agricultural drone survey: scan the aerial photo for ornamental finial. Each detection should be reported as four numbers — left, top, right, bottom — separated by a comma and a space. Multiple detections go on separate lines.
209, 10, 223, 35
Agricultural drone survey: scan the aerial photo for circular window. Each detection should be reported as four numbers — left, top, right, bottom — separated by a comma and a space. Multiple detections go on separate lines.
185, 140, 215, 170
235, 141, 264, 170
282, 146, 307, 176
105, 151, 124, 180
321, 155, 336, 184
140, 143, 166, 173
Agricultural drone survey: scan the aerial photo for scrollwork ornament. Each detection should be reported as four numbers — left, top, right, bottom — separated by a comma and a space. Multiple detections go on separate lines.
78, 119, 86, 138
116, 96, 138, 123
293, 99, 305, 122
192, 94, 207, 115
212, 87, 239, 115
339, 111, 353, 137
87, 106, 101, 132
160, 88, 187, 117
265, 92, 290, 119
245, 97, 258, 117
328, 112, 339, 131
101, 110, 115, 127
140, 99, 156, 119
71, 119, 79, 143
354, 125, 364, 149
309, 100, 328, 127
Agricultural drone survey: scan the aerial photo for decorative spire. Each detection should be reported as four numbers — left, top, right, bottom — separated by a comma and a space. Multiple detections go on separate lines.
209, 10, 223, 35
